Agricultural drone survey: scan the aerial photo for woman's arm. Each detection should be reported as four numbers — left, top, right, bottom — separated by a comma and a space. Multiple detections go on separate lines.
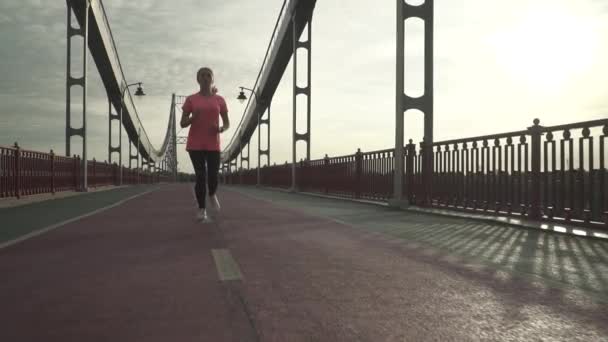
180, 111, 191, 128
181, 110, 200, 128
219, 111, 230, 133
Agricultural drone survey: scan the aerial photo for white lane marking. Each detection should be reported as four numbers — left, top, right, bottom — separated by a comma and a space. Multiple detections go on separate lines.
212, 249, 243, 281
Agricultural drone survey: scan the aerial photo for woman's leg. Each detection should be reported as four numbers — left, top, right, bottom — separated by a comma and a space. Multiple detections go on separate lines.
188, 151, 207, 208
206, 151, 221, 196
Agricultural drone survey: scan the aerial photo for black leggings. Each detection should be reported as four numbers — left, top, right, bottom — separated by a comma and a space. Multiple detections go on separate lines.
188, 150, 220, 209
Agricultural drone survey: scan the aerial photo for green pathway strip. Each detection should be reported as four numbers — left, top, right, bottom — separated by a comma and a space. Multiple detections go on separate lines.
0, 185, 160, 245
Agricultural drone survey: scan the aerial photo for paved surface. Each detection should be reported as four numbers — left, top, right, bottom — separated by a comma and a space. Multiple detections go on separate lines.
0, 185, 132, 209
0, 183, 607, 341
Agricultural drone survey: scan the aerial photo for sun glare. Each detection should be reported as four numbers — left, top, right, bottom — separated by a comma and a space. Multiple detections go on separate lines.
490, 5, 598, 93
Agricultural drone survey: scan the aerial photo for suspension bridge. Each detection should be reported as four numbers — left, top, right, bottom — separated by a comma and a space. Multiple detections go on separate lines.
1, 0, 607, 341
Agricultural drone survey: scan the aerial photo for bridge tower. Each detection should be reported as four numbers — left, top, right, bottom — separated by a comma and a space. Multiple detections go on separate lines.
394, 0, 434, 206
65, 0, 90, 191
291, 9, 313, 191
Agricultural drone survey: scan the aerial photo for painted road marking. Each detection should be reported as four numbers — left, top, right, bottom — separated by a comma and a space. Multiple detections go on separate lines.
212, 249, 243, 281
0, 188, 158, 251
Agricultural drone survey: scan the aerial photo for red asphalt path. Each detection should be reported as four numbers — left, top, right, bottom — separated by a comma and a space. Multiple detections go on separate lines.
0, 184, 606, 341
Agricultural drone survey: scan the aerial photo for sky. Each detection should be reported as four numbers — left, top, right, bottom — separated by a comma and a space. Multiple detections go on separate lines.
0, 0, 607, 174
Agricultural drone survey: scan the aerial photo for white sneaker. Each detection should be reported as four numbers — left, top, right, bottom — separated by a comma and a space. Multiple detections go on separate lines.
196, 208, 208, 221
209, 194, 221, 211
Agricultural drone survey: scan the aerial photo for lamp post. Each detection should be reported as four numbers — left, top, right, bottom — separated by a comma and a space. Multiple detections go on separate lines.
119, 82, 145, 185
237, 86, 262, 186
237, 86, 254, 104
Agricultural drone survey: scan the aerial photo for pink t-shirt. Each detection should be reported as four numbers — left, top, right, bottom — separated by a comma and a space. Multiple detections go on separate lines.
182, 93, 228, 151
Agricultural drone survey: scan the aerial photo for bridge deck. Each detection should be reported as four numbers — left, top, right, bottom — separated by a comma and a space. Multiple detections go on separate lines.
1, 184, 606, 341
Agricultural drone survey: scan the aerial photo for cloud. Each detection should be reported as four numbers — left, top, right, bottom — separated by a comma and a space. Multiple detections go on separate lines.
0, 13, 11, 24
1, 0, 608, 173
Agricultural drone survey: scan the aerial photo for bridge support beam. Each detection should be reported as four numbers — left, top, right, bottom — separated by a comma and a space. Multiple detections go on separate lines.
240, 140, 250, 184
258, 102, 271, 186
129, 138, 138, 170
136, 128, 142, 175
230, 159, 238, 181
171, 94, 178, 181
291, 11, 313, 192
393, 0, 434, 207
65, 0, 90, 191
108, 95, 121, 167
141, 159, 148, 185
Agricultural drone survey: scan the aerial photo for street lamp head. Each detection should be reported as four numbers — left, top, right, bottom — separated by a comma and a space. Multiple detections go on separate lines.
237, 89, 247, 103
135, 83, 146, 96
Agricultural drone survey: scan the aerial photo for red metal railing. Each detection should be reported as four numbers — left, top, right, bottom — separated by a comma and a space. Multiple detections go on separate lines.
1, 143, 171, 199
418, 119, 608, 228
300, 153, 357, 197
224, 118, 608, 229
230, 148, 395, 200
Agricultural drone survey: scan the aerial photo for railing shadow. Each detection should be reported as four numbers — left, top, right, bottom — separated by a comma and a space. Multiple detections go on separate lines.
227, 185, 608, 334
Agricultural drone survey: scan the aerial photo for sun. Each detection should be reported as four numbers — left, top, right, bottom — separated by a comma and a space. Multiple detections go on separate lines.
490, 4, 599, 93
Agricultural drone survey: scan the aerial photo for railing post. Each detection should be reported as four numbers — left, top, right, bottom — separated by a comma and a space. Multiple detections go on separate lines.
77, 155, 82, 191
50, 149, 55, 194
92, 158, 96, 188
421, 138, 433, 206
355, 149, 362, 199
72, 154, 77, 191
528, 119, 543, 220
324, 154, 330, 194
406, 139, 416, 203
113, 162, 117, 185
14, 142, 20, 199
299, 158, 305, 191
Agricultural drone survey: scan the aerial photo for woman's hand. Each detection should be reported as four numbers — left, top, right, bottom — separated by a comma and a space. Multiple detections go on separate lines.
211, 123, 227, 134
